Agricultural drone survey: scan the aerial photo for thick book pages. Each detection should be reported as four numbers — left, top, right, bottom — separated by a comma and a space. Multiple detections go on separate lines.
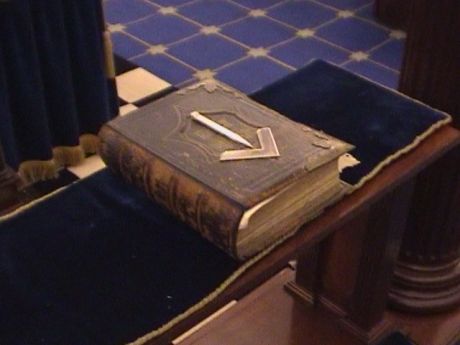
99, 80, 352, 260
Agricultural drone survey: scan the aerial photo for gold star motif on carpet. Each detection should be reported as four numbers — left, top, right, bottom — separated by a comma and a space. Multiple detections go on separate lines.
148, 45, 167, 55
201, 26, 221, 35
108, 24, 126, 33
296, 29, 315, 38
337, 10, 354, 18
249, 9, 267, 17
194, 69, 216, 81
390, 30, 406, 40
159, 6, 177, 15
247, 47, 269, 58
349, 51, 369, 61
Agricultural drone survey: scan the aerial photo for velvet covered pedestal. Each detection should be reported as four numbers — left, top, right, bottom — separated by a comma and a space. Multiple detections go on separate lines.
160, 124, 460, 345
0, 61, 457, 345
249, 62, 460, 345
154, 124, 459, 345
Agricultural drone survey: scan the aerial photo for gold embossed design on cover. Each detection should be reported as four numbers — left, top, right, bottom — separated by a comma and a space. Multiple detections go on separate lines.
99, 80, 353, 259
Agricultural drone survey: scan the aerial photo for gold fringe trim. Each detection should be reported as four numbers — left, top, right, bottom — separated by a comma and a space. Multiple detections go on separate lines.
18, 160, 58, 185
52, 146, 85, 168
79, 134, 101, 155
11, 133, 101, 185
337, 67, 453, 193
349, 115, 452, 193
103, 30, 116, 79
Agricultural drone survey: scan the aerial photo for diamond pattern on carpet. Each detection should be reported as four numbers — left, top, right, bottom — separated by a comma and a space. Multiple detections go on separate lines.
105, 0, 404, 92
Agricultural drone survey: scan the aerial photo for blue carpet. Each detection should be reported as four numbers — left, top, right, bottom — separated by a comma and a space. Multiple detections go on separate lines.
104, 0, 404, 92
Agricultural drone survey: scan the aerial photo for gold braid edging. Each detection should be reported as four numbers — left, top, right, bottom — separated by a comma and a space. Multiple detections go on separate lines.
16, 134, 101, 185
349, 115, 452, 193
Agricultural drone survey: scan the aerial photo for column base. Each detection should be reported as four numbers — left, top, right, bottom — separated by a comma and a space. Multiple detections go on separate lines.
390, 259, 460, 313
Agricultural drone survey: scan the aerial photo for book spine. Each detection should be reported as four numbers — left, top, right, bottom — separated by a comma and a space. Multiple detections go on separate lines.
99, 125, 244, 258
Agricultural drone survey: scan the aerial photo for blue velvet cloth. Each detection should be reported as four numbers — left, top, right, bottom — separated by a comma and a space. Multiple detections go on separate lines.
0, 61, 446, 344
0, 0, 117, 168
0, 171, 239, 345
250, 60, 448, 185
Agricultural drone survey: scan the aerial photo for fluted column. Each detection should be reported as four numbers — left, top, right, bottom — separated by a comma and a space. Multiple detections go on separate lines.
389, 0, 460, 313
398, 0, 460, 128
390, 144, 460, 312
373, 0, 411, 29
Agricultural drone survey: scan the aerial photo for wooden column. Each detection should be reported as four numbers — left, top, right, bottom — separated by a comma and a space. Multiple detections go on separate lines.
373, 0, 411, 29
398, 0, 460, 128
286, 181, 415, 344
390, 145, 460, 312
389, 0, 460, 313
0, 141, 21, 212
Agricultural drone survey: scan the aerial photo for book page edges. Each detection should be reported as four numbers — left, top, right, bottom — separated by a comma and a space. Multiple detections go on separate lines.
235, 160, 342, 259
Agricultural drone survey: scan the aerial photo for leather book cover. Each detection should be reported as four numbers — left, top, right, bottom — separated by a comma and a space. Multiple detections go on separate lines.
99, 80, 351, 258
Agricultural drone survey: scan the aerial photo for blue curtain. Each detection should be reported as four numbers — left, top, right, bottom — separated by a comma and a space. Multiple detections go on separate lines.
0, 0, 118, 183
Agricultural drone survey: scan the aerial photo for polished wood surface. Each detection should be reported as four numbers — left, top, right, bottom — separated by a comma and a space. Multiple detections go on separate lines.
148, 126, 460, 345
174, 269, 460, 345
399, 0, 460, 128
388, 306, 460, 345
180, 268, 364, 345
287, 181, 415, 344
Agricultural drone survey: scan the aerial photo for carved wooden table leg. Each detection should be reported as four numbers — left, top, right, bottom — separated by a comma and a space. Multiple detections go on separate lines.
0, 142, 21, 212
399, 0, 460, 128
390, 145, 460, 312
286, 181, 415, 345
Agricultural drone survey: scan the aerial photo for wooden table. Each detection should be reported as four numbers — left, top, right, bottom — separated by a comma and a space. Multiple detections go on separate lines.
146, 125, 460, 345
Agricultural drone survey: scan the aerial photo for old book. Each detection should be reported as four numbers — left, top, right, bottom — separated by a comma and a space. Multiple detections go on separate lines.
99, 80, 352, 260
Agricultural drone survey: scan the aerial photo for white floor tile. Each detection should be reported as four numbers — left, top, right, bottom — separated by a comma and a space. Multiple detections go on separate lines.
119, 103, 138, 116
116, 68, 171, 103
68, 155, 106, 179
